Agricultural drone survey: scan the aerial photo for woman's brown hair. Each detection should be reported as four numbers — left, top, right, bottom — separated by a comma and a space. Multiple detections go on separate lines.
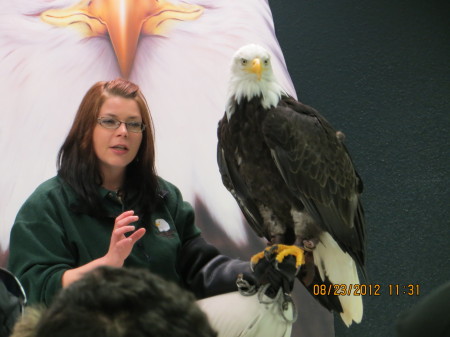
57, 79, 159, 217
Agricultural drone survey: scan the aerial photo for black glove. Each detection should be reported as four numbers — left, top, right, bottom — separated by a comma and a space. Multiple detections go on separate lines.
252, 246, 298, 299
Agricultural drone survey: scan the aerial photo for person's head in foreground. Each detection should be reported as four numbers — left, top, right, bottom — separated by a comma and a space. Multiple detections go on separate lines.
17, 267, 217, 337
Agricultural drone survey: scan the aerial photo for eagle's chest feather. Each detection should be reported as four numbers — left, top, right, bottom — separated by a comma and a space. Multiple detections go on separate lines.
227, 101, 291, 206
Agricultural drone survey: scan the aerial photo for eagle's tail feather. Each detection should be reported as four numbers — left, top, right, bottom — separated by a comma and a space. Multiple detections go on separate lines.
314, 232, 363, 327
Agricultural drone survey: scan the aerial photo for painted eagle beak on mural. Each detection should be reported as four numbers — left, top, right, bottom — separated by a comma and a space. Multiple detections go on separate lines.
0, 1, 367, 336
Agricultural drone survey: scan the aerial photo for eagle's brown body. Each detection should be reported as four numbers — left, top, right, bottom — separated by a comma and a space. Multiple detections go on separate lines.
217, 43, 366, 326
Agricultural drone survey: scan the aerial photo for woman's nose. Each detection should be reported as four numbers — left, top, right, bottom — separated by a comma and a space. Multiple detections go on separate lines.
115, 122, 129, 136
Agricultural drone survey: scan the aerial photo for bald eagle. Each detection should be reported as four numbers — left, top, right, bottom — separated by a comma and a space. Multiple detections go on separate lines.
217, 44, 366, 326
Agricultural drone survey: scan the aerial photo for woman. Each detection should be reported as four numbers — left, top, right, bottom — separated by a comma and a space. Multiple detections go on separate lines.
8, 79, 294, 336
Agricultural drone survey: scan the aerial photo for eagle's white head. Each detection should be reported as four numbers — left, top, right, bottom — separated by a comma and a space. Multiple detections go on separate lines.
226, 44, 286, 120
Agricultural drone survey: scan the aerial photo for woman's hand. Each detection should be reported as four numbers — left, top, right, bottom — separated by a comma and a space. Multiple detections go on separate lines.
104, 210, 146, 267
62, 210, 146, 288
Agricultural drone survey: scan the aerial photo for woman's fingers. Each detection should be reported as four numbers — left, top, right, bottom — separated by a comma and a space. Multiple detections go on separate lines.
115, 210, 135, 222
113, 225, 146, 239
128, 228, 146, 242
115, 212, 139, 229
106, 211, 146, 267
112, 228, 146, 259
113, 225, 137, 237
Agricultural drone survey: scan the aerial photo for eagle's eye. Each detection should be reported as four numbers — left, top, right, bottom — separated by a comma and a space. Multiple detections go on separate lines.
240, 58, 248, 65
263, 59, 269, 66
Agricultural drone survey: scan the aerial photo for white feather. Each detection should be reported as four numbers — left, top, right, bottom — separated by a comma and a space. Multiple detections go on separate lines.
314, 232, 363, 326
0, 0, 296, 248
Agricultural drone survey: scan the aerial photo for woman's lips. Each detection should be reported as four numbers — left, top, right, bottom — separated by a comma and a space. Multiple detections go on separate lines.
110, 145, 129, 154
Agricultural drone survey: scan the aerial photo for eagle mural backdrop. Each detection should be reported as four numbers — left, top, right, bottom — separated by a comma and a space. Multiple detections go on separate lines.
0, 1, 334, 336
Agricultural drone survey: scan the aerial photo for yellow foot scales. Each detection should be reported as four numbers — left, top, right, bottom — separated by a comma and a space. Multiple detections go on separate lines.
251, 244, 305, 269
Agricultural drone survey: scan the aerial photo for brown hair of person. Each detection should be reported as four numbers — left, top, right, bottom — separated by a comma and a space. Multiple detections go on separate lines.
57, 79, 159, 216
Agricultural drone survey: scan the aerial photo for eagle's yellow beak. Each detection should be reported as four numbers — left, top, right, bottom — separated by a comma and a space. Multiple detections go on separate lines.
250, 58, 262, 80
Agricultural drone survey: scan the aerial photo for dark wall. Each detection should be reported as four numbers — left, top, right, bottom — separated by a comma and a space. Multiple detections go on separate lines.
269, 0, 450, 336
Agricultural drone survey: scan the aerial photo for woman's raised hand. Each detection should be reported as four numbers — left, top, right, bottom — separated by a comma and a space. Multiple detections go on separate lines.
105, 210, 146, 267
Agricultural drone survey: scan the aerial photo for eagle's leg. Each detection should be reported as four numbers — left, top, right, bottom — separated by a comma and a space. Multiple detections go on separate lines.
271, 234, 285, 245
291, 209, 321, 251
257, 204, 286, 244
254, 206, 307, 268
249, 205, 281, 266
250, 205, 287, 267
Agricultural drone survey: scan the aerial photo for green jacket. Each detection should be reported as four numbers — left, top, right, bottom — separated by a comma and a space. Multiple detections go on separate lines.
8, 176, 252, 305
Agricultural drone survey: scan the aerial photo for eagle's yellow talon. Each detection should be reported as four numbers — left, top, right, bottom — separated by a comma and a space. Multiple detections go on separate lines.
250, 251, 265, 265
251, 244, 305, 269
274, 245, 305, 268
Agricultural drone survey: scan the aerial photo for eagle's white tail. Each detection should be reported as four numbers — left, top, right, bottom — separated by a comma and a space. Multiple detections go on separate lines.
314, 232, 363, 326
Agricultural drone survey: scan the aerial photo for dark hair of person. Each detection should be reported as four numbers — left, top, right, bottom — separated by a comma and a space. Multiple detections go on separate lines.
57, 78, 159, 217
34, 267, 217, 337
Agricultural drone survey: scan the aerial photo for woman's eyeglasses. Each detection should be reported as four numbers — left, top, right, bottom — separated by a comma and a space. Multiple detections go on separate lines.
97, 117, 146, 133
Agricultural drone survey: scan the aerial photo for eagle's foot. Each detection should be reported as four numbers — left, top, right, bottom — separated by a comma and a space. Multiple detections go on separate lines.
273, 244, 305, 270
250, 251, 266, 271
251, 244, 305, 272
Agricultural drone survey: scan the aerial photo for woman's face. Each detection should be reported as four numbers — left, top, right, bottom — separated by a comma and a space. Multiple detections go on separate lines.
93, 95, 143, 181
